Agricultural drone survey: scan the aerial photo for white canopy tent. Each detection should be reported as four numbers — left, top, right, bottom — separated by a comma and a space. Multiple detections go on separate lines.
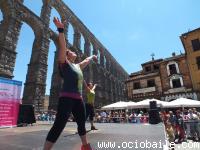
100, 98, 200, 110
163, 97, 200, 108
128, 98, 169, 109
126, 101, 136, 107
101, 101, 135, 110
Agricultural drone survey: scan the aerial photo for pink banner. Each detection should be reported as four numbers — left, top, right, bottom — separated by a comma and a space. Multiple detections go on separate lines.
0, 77, 22, 128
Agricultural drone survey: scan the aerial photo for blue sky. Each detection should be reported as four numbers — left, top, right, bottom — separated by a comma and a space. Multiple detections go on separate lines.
0, 0, 200, 96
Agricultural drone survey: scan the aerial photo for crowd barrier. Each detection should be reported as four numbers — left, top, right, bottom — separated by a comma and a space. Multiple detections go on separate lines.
184, 120, 200, 139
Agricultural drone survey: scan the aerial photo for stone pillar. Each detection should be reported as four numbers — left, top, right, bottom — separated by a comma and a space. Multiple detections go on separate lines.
104, 74, 108, 92
106, 59, 110, 72
23, 35, 50, 112
63, 19, 69, 43
84, 39, 91, 57
93, 45, 98, 56
49, 49, 62, 110
91, 45, 101, 108
73, 28, 81, 50
118, 83, 122, 100
0, 16, 22, 78
110, 62, 114, 75
83, 39, 92, 82
113, 80, 116, 102
100, 49, 104, 67
40, 0, 52, 27
97, 70, 104, 104
115, 82, 119, 101
110, 79, 114, 102
107, 77, 111, 103
92, 45, 98, 82
121, 83, 125, 101
104, 75, 108, 101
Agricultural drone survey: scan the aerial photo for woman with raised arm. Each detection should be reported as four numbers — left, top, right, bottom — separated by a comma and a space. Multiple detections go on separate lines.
43, 17, 97, 150
84, 81, 98, 130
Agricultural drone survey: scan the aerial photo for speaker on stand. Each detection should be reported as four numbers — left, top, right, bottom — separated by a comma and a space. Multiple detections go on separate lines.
148, 101, 161, 124
17, 104, 36, 126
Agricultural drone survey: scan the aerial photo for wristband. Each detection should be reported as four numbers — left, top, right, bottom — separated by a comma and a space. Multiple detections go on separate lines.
57, 28, 64, 33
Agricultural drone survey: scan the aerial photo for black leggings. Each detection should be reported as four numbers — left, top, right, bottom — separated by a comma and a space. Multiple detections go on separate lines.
85, 103, 95, 121
46, 97, 86, 143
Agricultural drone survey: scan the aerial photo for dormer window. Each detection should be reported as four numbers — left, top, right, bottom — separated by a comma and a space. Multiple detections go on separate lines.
145, 66, 151, 72
147, 79, 155, 87
167, 61, 180, 76
169, 75, 184, 89
191, 39, 200, 51
153, 65, 159, 70
133, 82, 141, 89
169, 64, 177, 75
172, 79, 181, 88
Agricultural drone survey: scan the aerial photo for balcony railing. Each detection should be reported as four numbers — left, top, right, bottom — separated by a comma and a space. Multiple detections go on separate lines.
132, 87, 156, 94
167, 87, 186, 93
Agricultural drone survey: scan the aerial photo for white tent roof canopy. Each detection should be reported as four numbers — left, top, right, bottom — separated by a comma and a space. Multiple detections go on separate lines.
100, 98, 200, 110
163, 97, 200, 108
101, 101, 132, 110
127, 98, 169, 109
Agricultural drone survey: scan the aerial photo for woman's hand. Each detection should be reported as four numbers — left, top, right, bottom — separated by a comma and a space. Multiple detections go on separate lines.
92, 55, 98, 63
53, 17, 64, 28
55, 17, 67, 64
79, 55, 98, 70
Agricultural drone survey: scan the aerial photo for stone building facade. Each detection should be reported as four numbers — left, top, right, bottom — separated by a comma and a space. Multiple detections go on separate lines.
126, 59, 163, 101
180, 28, 200, 100
126, 53, 196, 101
159, 54, 195, 101
0, 0, 129, 111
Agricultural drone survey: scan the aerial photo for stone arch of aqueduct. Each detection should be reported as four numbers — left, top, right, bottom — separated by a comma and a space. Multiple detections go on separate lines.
0, 0, 128, 110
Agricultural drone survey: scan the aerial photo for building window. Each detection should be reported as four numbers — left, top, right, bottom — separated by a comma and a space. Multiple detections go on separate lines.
145, 66, 151, 72
197, 56, 200, 70
133, 82, 141, 89
147, 79, 155, 87
154, 65, 159, 70
169, 64, 177, 75
191, 39, 200, 51
172, 79, 181, 88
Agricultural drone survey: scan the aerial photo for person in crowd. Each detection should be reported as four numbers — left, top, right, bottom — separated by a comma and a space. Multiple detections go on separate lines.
174, 110, 185, 143
188, 109, 200, 141
166, 121, 175, 143
84, 81, 98, 130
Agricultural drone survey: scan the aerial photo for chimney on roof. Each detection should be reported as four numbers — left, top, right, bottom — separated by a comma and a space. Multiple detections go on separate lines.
172, 52, 176, 57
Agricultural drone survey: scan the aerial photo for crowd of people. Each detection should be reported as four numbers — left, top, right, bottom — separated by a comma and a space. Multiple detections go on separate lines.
94, 110, 148, 123
96, 108, 200, 143
35, 111, 56, 123
36, 110, 149, 124
95, 108, 200, 143
162, 108, 200, 143
36, 109, 150, 124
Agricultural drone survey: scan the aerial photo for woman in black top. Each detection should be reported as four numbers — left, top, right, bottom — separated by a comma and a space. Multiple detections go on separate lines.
43, 17, 97, 150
